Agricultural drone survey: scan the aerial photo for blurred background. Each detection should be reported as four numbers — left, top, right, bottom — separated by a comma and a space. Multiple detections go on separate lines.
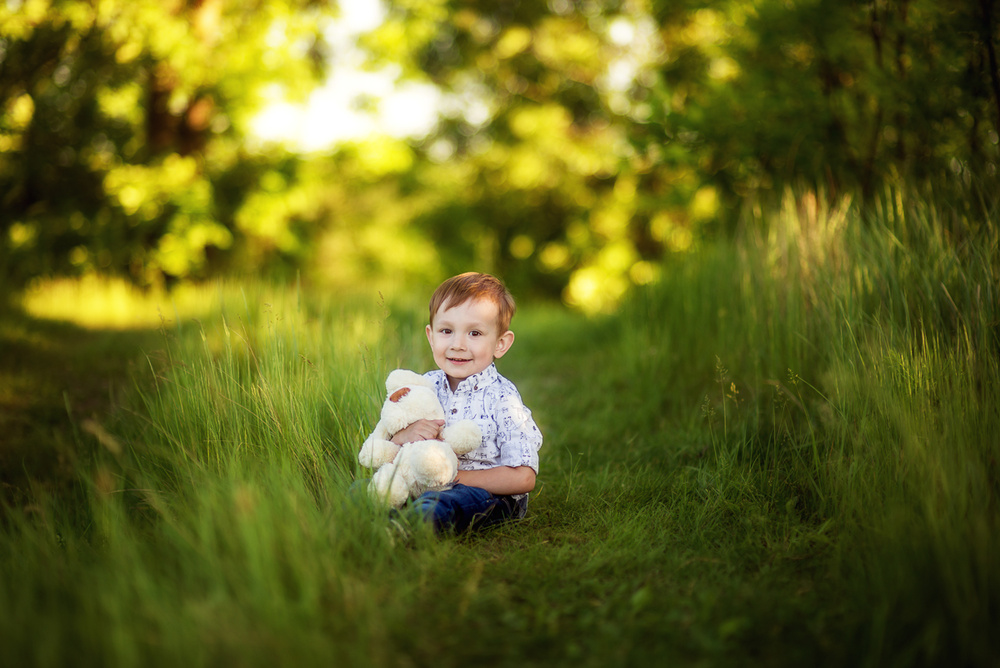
2, 0, 998, 313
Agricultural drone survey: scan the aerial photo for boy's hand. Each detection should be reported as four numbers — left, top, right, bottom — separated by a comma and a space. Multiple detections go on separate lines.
390, 419, 445, 446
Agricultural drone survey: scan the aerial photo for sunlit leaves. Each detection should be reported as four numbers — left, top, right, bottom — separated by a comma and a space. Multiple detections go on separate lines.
533, 16, 606, 85
154, 219, 233, 277
360, 0, 451, 75
96, 82, 141, 124
4, 0, 997, 314
494, 25, 532, 60
1, 0, 334, 286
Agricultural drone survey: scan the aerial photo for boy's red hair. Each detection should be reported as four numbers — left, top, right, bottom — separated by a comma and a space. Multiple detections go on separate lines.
429, 272, 516, 332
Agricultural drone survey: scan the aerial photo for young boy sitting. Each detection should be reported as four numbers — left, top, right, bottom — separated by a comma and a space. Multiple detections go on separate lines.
389, 272, 542, 533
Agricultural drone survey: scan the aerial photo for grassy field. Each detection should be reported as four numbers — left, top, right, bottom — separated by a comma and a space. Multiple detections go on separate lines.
1, 188, 997, 667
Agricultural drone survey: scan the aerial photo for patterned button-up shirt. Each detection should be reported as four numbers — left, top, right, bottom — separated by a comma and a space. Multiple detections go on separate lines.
424, 364, 542, 478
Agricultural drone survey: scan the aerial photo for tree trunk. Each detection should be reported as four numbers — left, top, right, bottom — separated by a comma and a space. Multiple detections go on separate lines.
144, 0, 221, 157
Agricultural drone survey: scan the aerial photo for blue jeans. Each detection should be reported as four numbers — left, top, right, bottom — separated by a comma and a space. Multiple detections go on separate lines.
408, 484, 528, 534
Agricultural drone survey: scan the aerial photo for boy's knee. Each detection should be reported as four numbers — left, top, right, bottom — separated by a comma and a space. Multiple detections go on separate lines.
412, 485, 492, 532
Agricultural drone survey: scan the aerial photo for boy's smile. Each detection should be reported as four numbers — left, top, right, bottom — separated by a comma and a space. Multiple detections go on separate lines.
426, 297, 515, 392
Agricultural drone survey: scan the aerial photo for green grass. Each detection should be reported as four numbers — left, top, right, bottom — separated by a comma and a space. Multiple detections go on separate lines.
1, 187, 997, 667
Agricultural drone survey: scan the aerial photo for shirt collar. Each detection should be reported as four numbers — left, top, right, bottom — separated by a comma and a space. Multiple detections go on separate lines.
452, 363, 498, 394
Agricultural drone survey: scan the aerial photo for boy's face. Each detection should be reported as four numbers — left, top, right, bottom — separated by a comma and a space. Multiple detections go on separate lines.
426, 297, 514, 391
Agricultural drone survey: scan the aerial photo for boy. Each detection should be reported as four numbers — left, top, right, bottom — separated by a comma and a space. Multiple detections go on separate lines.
390, 272, 542, 533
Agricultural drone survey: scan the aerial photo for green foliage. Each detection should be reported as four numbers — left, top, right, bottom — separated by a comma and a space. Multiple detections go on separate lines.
3, 0, 1000, 311
640, 0, 1000, 199
0, 0, 332, 288
364, 1, 677, 308
359, 0, 1000, 309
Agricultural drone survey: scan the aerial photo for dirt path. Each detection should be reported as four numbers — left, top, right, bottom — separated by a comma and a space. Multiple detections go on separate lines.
0, 311, 163, 507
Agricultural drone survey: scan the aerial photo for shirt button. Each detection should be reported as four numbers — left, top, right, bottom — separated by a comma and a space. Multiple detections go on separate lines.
451, 408, 457, 414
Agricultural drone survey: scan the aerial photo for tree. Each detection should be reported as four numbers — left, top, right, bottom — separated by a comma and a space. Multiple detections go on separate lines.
375, 0, 1000, 310
0, 0, 333, 289
362, 0, 678, 310
5, 0, 996, 309
639, 0, 1000, 204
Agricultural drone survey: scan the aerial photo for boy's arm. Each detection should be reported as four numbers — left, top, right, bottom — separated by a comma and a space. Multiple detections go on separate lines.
455, 466, 536, 496
390, 419, 444, 446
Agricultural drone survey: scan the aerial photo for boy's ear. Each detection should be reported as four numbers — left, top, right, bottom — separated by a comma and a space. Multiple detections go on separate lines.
493, 330, 515, 359
425, 324, 433, 345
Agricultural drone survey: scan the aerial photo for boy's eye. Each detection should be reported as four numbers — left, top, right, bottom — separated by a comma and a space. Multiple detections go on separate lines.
440, 328, 451, 334
470, 331, 481, 336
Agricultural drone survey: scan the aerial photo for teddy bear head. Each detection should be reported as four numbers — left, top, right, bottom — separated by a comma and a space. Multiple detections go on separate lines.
378, 369, 445, 435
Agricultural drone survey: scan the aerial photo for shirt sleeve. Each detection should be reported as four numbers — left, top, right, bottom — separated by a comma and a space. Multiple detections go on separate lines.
495, 389, 543, 473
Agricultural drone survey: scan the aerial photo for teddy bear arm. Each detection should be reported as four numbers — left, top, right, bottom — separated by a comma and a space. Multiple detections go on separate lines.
359, 422, 401, 468
440, 420, 482, 456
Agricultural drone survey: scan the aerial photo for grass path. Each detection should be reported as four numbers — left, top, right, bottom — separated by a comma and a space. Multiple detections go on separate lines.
0, 310, 162, 507
0, 295, 846, 667
447, 309, 847, 666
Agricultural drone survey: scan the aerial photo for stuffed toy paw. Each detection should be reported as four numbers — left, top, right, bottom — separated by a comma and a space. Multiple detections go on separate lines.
359, 369, 481, 507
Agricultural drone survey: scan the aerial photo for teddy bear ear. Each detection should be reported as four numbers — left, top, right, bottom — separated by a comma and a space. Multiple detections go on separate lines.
385, 369, 406, 392
386, 369, 428, 392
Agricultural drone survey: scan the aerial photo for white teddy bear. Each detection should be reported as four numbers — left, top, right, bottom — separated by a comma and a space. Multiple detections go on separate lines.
359, 369, 481, 507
